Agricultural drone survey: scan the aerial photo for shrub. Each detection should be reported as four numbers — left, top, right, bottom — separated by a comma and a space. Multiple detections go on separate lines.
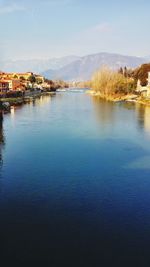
91, 67, 135, 95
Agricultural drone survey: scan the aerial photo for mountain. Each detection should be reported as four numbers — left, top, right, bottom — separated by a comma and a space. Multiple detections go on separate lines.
42, 52, 147, 81
1, 52, 148, 81
0, 56, 80, 74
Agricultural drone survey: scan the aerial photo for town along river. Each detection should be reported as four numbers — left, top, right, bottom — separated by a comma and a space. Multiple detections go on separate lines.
0, 92, 150, 266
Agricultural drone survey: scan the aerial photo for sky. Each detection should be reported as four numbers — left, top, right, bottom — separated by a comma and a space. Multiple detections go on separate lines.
0, 0, 150, 60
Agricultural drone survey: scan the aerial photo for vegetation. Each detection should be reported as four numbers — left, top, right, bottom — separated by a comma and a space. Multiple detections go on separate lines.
118, 66, 133, 78
0, 91, 23, 98
13, 75, 18, 79
91, 67, 135, 97
20, 76, 25, 81
28, 74, 36, 84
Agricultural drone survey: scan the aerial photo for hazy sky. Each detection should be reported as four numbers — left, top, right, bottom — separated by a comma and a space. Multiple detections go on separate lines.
0, 0, 150, 60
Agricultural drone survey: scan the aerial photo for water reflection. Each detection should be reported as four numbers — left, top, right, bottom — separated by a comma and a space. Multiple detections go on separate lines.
9, 94, 56, 118
92, 96, 150, 138
1, 93, 150, 266
92, 97, 115, 124
32, 94, 56, 107
133, 104, 150, 136
0, 112, 4, 174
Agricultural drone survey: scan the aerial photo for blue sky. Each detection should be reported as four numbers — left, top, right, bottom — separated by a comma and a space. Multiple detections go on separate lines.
0, 0, 150, 60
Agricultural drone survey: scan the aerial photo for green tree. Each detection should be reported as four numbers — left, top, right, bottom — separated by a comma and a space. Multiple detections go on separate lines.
28, 75, 36, 88
28, 75, 36, 83
118, 67, 123, 75
124, 66, 128, 77
20, 76, 25, 81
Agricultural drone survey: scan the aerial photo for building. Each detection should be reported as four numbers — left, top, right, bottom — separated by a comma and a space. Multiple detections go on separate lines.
148, 72, 150, 86
0, 80, 9, 92
15, 72, 33, 80
136, 71, 150, 98
0, 72, 33, 81
35, 74, 45, 84
0, 71, 45, 92
0, 79, 22, 92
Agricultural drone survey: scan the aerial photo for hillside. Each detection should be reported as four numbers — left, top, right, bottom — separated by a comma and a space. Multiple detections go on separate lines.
42, 52, 147, 81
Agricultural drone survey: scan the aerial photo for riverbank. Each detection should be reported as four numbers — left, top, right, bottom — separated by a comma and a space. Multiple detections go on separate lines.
87, 90, 150, 106
1, 92, 55, 104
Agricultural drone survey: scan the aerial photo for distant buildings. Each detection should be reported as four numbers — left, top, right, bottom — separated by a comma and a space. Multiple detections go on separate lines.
0, 71, 46, 94
0, 70, 69, 98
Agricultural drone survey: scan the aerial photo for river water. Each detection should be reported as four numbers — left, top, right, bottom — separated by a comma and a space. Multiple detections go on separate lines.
0, 92, 150, 266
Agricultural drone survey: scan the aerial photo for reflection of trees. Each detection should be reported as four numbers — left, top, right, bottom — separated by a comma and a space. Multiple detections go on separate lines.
91, 97, 117, 138
143, 106, 150, 135
31, 94, 56, 107
135, 104, 145, 130
92, 97, 150, 137
92, 96, 115, 125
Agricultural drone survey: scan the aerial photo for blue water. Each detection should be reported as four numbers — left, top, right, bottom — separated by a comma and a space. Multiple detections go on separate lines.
1, 92, 150, 266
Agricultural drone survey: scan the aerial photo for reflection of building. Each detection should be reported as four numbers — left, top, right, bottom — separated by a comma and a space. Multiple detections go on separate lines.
139, 105, 150, 136
135, 103, 150, 136
144, 106, 150, 135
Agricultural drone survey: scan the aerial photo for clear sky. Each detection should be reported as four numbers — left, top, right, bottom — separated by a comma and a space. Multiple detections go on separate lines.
0, 0, 150, 60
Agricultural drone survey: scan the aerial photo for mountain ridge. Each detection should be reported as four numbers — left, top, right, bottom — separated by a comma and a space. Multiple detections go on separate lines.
42, 52, 148, 81
1, 52, 149, 81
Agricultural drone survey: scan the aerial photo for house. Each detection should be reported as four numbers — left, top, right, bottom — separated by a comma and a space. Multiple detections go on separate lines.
136, 71, 150, 98
35, 74, 45, 84
0, 80, 9, 92
0, 72, 33, 81
0, 72, 45, 92
0, 79, 22, 92
16, 72, 33, 80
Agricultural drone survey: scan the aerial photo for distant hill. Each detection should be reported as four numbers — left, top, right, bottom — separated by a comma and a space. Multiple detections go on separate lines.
42, 53, 147, 81
0, 55, 80, 74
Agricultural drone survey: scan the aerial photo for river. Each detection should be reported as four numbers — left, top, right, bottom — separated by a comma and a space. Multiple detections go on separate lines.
0, 91, 150, 266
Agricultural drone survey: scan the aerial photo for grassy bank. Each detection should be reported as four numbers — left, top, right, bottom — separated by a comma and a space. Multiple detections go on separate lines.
0, 97, 25, 105
87, 90, 150, 106
87, 89, 138, 102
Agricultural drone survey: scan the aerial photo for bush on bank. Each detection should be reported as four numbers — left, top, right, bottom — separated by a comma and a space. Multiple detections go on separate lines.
91, 67, 136, 96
